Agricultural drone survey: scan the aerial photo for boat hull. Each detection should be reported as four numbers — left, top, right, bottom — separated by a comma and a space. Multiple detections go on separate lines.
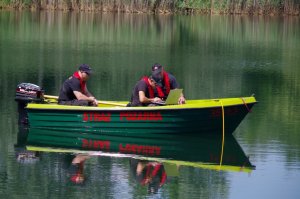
27, 99, 256, 138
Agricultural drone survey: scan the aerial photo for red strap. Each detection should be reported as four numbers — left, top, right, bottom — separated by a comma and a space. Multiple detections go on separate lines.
151, 164, 161, 176
73, 71, 86, 93
142, 77, 165, 98
162, 71, 170, 95
156, 86, 165, 98
142, 77, 154, 98
141, 164, 152, 185
160, 170, 167, 186
151, 164, 167, 186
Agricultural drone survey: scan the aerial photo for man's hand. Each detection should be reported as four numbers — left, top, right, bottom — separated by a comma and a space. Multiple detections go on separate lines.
152, 97, 163, 103
178, 96, 186, 104
88, 96, 98, 106
92, 99, 98, 106
90, 97, 98, 106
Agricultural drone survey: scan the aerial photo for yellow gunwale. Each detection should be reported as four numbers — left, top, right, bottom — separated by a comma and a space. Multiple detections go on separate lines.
27, 96, 257, 111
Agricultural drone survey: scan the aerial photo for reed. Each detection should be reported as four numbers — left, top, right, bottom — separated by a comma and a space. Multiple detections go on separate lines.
0, 0, 299, 15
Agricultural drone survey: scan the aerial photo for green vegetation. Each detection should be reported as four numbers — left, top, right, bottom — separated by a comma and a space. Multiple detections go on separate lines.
0, 0, 299, 15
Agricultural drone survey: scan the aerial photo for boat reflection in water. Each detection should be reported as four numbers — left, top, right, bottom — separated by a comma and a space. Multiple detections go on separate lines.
27, 128, 255, 172
24, 128, 256, 193
14, 124, 40, 163
27, 128, 255, 170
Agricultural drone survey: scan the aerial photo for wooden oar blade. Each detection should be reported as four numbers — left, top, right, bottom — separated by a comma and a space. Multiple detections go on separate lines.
44, 94, 127, 107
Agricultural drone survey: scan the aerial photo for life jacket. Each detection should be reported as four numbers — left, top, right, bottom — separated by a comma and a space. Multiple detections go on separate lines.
73, 71, 86, 93
142, 77, 165, 98
161, 71, 171, 95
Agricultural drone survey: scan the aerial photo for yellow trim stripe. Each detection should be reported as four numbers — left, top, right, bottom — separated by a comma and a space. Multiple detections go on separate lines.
28, 96, 257, 111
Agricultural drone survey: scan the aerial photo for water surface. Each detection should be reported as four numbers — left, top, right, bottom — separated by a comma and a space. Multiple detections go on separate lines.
0, 11, 300, 198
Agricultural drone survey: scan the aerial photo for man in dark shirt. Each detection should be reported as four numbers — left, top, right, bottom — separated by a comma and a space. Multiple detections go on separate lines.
69, 154, 89, 184
58, 64, 98, 106
128, 76, 163, 107
151, 63, 186, 104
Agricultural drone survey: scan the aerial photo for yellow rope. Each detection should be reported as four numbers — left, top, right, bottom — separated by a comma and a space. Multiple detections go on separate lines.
219, 100, 225, 169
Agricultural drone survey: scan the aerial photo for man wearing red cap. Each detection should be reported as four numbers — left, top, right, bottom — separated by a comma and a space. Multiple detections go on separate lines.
58, 64, 98, 106
151, 63, 186, 104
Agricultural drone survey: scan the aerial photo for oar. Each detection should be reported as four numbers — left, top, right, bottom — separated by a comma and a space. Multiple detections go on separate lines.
44, 95, 59, 99
44, 95, 127, 107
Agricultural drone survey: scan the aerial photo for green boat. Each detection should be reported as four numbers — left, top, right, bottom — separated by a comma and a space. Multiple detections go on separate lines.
15, 83, 257, 139
26, 130, 255, 172
25, 96, 256, 138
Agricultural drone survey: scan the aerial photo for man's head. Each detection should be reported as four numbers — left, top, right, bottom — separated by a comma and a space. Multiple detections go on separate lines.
148, 76, 157, 88
151, 63, 163, 83
79, 64, 92, 81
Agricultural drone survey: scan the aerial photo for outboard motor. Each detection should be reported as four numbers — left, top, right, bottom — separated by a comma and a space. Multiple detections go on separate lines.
15, 83, 45, 124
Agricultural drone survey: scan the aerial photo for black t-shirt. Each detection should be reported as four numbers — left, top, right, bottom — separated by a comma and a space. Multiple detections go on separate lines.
130, 80, 150, 106
58, 76, 81, 101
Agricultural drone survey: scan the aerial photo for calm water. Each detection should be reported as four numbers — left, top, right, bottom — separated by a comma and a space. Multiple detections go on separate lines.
0, 11, 300, 199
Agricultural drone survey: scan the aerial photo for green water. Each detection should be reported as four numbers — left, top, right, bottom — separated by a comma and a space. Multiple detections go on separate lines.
0, 11, 300, 198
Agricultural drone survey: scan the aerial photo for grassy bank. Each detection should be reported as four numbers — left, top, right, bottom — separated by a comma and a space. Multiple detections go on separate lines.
0, 0, 299, 15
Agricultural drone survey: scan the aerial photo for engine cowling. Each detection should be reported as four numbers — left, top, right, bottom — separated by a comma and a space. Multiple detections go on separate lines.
15, 83, 45, 125
15, 83, 44, 102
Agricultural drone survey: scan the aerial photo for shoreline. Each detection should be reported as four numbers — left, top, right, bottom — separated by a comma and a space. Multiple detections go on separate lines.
0, 2, 299, 16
